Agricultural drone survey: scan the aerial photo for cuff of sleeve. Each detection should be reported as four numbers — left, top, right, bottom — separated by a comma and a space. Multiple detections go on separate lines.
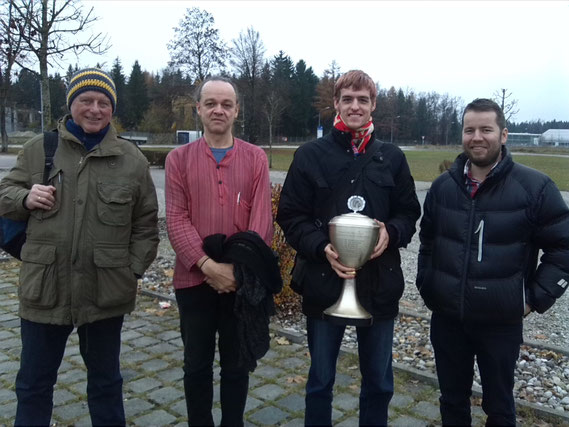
131, 262, 145, 278
386, 224, 399, 247
317, 241, 329, 262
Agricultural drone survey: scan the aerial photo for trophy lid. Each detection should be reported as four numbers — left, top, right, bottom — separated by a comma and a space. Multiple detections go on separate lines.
328, 212, 379, 229
328, 195, 378, 229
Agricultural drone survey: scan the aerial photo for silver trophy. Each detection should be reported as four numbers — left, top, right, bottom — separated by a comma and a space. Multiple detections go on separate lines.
323, 196, 379, 327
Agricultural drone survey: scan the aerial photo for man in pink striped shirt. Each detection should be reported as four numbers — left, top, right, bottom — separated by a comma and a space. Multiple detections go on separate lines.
165, 76, 273, 426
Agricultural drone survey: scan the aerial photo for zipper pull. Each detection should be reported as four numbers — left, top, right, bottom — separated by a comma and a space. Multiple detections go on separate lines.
474, 219, 485, 262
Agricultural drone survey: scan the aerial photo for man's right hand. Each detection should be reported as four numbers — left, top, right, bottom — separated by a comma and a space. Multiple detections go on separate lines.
25, 184, 56, 211
325, 243, 356, 279
200, 258, 237, 293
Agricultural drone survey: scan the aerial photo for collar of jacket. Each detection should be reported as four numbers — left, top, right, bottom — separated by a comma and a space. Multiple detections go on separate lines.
330, 127, 378, 153
58, 115, 125, 157
450, 145, 514, 188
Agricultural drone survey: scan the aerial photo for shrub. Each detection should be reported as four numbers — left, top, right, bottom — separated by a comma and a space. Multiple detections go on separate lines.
438, 159, 453, 173
270, 184, 301, 309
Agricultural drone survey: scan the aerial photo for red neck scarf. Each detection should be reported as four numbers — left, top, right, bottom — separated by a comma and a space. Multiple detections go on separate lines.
333, 113, 374, 155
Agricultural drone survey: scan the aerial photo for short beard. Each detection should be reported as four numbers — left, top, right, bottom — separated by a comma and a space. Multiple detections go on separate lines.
468, 146, 503, 168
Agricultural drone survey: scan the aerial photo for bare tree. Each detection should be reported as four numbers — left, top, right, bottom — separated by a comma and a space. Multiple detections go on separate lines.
263, 90, 285, 168
493, 88, 519, 124
168, 7, 226, 83
231, 26, 265, 142
12, 0, 109, 129
0, 0, 27, 151
313, 61, 341, 126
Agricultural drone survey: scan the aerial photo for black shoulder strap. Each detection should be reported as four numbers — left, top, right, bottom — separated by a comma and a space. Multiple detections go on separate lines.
42, 131, 59, 185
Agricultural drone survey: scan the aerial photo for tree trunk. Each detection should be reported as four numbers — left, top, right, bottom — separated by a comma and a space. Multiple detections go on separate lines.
0, 103, 8, 153
268, 121, 273, 169
39, 0, 52, 130
0, 71, 8, 153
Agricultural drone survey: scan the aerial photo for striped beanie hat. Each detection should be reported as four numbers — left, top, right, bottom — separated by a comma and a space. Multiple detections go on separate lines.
66, 68, 117, 113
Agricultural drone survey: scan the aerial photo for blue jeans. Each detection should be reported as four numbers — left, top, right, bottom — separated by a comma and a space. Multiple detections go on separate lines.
430, 312, 522, 426
15, 316, 125, 426
305, 316, 394, 426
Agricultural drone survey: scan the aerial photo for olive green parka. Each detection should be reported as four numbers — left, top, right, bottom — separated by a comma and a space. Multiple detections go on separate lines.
0, 116, 159, 326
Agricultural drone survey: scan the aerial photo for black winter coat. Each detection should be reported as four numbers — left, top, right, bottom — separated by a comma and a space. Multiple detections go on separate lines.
277, 129, 421, 319
417, 148, 569, 324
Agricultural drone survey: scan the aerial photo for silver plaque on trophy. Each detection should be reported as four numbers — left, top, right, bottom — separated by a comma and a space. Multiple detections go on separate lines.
323, 196, 379, 326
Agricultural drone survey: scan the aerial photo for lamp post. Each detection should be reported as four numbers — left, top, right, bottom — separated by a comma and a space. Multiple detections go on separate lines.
390, 115, 400, 143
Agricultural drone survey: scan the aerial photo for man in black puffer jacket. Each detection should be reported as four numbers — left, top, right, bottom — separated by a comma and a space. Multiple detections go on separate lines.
277, 70, 420, 426
417, 98, 569, 426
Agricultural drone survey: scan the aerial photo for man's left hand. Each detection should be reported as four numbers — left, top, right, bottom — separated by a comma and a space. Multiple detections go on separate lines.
369, 220, 389, 260
201, 260, 237, 293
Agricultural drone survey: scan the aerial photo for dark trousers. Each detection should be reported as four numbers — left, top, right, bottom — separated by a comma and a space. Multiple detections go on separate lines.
305, 316, 394, 426
430, 312, 522, 426
176, 284, 249, 426
15, 316, 125, 426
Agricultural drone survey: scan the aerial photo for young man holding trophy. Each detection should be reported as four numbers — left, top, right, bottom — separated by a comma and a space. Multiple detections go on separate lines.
277, 70, 421, 426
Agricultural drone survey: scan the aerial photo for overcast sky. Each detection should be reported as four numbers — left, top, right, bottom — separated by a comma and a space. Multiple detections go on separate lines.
74, 0, 569, 123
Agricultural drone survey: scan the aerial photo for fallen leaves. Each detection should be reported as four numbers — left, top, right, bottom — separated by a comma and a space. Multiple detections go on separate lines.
286, 375, 306, 384
275, 336, 290, 345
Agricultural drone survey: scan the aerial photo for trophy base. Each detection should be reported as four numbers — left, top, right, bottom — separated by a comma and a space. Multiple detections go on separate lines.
322, 312, 373, 327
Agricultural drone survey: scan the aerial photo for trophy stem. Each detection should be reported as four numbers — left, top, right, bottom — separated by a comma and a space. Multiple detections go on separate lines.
323, 277, 373, 327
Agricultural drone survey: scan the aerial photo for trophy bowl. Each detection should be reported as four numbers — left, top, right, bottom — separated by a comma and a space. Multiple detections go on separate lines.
323, 210, 379, 327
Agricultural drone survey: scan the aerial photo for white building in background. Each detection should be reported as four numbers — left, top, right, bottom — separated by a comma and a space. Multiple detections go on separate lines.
540, 129, 569, 147
507, 133, 541, 146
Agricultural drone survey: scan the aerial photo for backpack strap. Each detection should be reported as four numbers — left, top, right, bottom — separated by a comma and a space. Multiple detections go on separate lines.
42, 131, 59, 185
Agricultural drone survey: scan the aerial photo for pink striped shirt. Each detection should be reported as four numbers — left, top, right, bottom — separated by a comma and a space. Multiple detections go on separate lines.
165, 137, 274, 289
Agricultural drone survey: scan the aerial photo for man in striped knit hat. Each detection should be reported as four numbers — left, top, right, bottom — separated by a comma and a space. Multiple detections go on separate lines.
0, 67, 159, 425
165, 76, 273, 426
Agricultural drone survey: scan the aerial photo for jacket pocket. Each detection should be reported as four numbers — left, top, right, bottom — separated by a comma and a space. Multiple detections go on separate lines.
19, 243, 58, 309
365, 164, 395, 188
93, 246, 137, 308
302, 262, 342, 309
233, 191, 251, 232
465, 274, 525, 322
357, 251, 404, 310
96, 182, 133, 226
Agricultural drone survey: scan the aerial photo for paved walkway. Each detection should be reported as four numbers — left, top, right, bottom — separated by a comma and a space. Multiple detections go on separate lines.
0, 259, 565, 426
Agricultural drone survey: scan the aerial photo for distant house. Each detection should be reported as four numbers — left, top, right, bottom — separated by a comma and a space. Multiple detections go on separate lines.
540, 129, 569, 147
507, 132, 541, 146
5, 106, 41, 133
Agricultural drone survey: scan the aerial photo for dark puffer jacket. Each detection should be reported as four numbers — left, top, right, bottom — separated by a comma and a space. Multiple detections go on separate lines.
417, 147, 569, 324
277, 129, 421, 319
